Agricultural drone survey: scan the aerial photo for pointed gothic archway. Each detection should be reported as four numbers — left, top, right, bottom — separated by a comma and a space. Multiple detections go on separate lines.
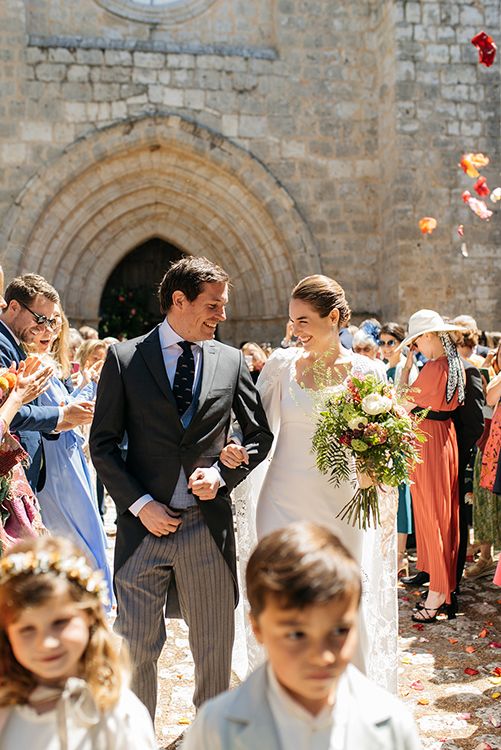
1, 115, 320, 344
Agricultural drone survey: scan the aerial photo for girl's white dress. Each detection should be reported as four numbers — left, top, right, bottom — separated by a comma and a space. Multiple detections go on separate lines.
234, 348, 398, 693
0, 678, 157, 750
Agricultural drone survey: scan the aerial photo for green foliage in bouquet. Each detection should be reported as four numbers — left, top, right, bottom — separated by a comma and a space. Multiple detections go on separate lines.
312, 373, 427, 529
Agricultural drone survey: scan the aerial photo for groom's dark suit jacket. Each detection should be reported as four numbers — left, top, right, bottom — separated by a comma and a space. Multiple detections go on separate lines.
90, 326, 273, 602
0, 322, 59, 489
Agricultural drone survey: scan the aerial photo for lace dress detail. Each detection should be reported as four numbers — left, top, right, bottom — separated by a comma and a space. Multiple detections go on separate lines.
233, 349, 398, 692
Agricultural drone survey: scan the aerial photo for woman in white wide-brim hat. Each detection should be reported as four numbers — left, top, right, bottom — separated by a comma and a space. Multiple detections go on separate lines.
399, 310, 465, 624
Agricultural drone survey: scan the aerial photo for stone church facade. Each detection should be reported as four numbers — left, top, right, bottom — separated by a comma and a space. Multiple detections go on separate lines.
0, 0, 499, 343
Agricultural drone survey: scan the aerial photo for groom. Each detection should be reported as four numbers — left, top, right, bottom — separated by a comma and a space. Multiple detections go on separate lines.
90, 256, 273, 719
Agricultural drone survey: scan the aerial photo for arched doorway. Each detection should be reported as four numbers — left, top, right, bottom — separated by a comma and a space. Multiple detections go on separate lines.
99, 238, 184, 338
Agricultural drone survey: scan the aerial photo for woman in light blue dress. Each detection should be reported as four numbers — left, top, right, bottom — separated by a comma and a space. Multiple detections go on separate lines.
30, 311, 113, 605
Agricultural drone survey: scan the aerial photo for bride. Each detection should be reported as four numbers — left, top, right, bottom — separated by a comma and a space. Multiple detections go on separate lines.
224, 275, 398, 692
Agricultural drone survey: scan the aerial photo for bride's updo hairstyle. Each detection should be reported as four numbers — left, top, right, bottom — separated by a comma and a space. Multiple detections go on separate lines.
291, 275, 351, 328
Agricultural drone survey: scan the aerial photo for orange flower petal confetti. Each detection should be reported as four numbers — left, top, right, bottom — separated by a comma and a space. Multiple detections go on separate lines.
474, 176, 490, 197
178, 718, 191, 725
465, 646, 476, 653
460, 153, 489, 178
479, 628, 489, 638
457, 225, 464, 237
410, 680, 424, 691
419, 217, 438, 235
491, 692, 500, 699
464, 668, 480, 676
471, 31, 497, 67
493, 667, 501, 676
418, 698, 429, 705
490, 188, 501, 203
449, 638, 459, 644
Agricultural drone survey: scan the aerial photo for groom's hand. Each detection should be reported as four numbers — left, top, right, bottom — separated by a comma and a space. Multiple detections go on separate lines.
138, 501, 182, 536
188, 467, 220, 500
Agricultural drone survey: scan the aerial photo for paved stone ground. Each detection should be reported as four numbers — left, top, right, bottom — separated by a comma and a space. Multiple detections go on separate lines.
104, 502, 500, 750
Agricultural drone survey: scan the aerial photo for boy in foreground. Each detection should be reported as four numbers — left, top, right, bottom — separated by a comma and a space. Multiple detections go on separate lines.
182, 522, 421, 749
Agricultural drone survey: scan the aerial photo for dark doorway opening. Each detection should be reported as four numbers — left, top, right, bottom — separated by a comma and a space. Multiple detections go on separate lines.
99, 238, 185, 339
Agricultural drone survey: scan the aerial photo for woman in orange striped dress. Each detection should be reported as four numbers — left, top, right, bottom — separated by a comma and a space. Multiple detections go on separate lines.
400, 310, 465, 623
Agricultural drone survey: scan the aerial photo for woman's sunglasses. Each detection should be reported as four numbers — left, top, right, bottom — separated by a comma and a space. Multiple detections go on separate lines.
378, 338, 397, 347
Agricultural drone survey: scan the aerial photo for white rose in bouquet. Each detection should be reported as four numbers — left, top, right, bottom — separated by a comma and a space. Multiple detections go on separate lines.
361, 393, 392, 416
347, 416, 368, 430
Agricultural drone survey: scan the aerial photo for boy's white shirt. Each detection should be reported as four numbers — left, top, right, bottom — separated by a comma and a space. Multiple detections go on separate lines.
266, 663, 350, 749
181, 662, 422, 750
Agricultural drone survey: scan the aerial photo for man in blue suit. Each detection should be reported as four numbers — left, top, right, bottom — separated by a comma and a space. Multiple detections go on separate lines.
0, 273, 94, 489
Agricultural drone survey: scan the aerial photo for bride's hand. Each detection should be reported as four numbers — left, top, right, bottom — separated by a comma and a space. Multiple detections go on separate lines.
219, 443, 250, 469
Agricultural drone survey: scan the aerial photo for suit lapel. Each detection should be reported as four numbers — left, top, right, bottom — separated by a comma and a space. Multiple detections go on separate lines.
0, 320, 25, 362
137, 327, 178, 411
194, 340, 220, 416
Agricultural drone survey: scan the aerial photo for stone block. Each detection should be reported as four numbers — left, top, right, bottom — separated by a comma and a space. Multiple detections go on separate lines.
35, 63, 66, 82
405, 2, 421, 23
166, 54, 195, 69
158, 70, 172, 85
239, 114, 267, 138
25, 47, 46, 64
133, 52, 166, 69
459, 6, 484, 26
111, 101, 127, 119
120, 83, 147, 98
61, 82, 93, 101
104, 50, 132, 66
425, 44, 450, 64
148, 84, 163, 104
20, 121, 53, 141
163, 88, 184, 107
132, 67, 157, 84
64, 102, 88, 122
461, 121, 482, 137
48, 48, 74, 64
76, 49, 104, 66
196, 55, 224, 70
184, 89, 205, 110
281, 140, 305, 158
93, 83, 120, 101
1, 142, 26, 164
67, 65, 90, 82
194, 69, 221, 90
100, 67, 131, 83
221, 114, 238, 137
172, 69, 194, 87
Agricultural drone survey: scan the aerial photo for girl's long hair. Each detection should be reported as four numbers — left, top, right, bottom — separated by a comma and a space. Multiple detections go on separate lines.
0, 537, 127, 711
51, 310, 71, 379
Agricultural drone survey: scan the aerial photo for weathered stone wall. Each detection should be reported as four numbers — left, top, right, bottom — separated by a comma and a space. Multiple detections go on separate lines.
0, 0, 499, 341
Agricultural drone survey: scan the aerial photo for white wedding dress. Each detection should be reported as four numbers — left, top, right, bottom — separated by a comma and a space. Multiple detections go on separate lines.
233, 347, 398, 693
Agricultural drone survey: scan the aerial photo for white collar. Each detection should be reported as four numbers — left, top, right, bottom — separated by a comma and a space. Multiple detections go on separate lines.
159, 318, 202, 350
266, 663, 344, 729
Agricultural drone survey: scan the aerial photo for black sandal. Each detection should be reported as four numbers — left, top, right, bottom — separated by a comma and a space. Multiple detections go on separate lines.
412, 594, 457, 622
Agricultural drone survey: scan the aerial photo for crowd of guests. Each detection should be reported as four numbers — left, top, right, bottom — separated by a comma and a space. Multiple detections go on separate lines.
0, 262, 499, 749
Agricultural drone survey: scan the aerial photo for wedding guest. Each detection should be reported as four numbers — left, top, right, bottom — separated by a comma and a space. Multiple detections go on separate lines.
0, 274, 91, 489
241, 342, 269, 383
379, 323, 419, 578
31, 305, 113, 604
352, 329, 379, 359
400, 310, 464, 623
78, 324, 99, 340
182, 523, 421, 750
452, 315, 484, 366
0, 536, 157, 749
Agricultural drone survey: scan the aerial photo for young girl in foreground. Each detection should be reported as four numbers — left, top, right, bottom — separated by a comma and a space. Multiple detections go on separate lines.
0, 536, 157, 749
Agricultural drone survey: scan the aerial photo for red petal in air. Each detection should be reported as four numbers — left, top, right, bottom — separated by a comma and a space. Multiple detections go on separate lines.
471, 31, 497, 67
474, 177, 490, 197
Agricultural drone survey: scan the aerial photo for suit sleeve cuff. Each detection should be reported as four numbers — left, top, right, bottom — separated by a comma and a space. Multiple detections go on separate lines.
210, 463, 226, 489
53, 407, 65, 433
129, 494, 154, 516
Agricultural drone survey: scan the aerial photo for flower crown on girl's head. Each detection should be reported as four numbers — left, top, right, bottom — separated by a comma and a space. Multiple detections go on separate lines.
0, 549, 109, 607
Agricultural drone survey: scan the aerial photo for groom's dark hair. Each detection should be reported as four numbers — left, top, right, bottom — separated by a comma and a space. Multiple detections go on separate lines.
158, 256, 229, 314
246, 522, 361, 618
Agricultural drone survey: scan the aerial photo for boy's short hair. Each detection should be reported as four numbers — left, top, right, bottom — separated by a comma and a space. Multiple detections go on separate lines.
246, 522, 362, 618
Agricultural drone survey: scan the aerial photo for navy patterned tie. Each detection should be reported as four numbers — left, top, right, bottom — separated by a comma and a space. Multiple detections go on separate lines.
172, 341, 195, 417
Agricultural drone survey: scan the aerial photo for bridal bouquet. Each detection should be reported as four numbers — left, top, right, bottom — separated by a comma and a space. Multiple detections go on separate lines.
312, 373, 426, 529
